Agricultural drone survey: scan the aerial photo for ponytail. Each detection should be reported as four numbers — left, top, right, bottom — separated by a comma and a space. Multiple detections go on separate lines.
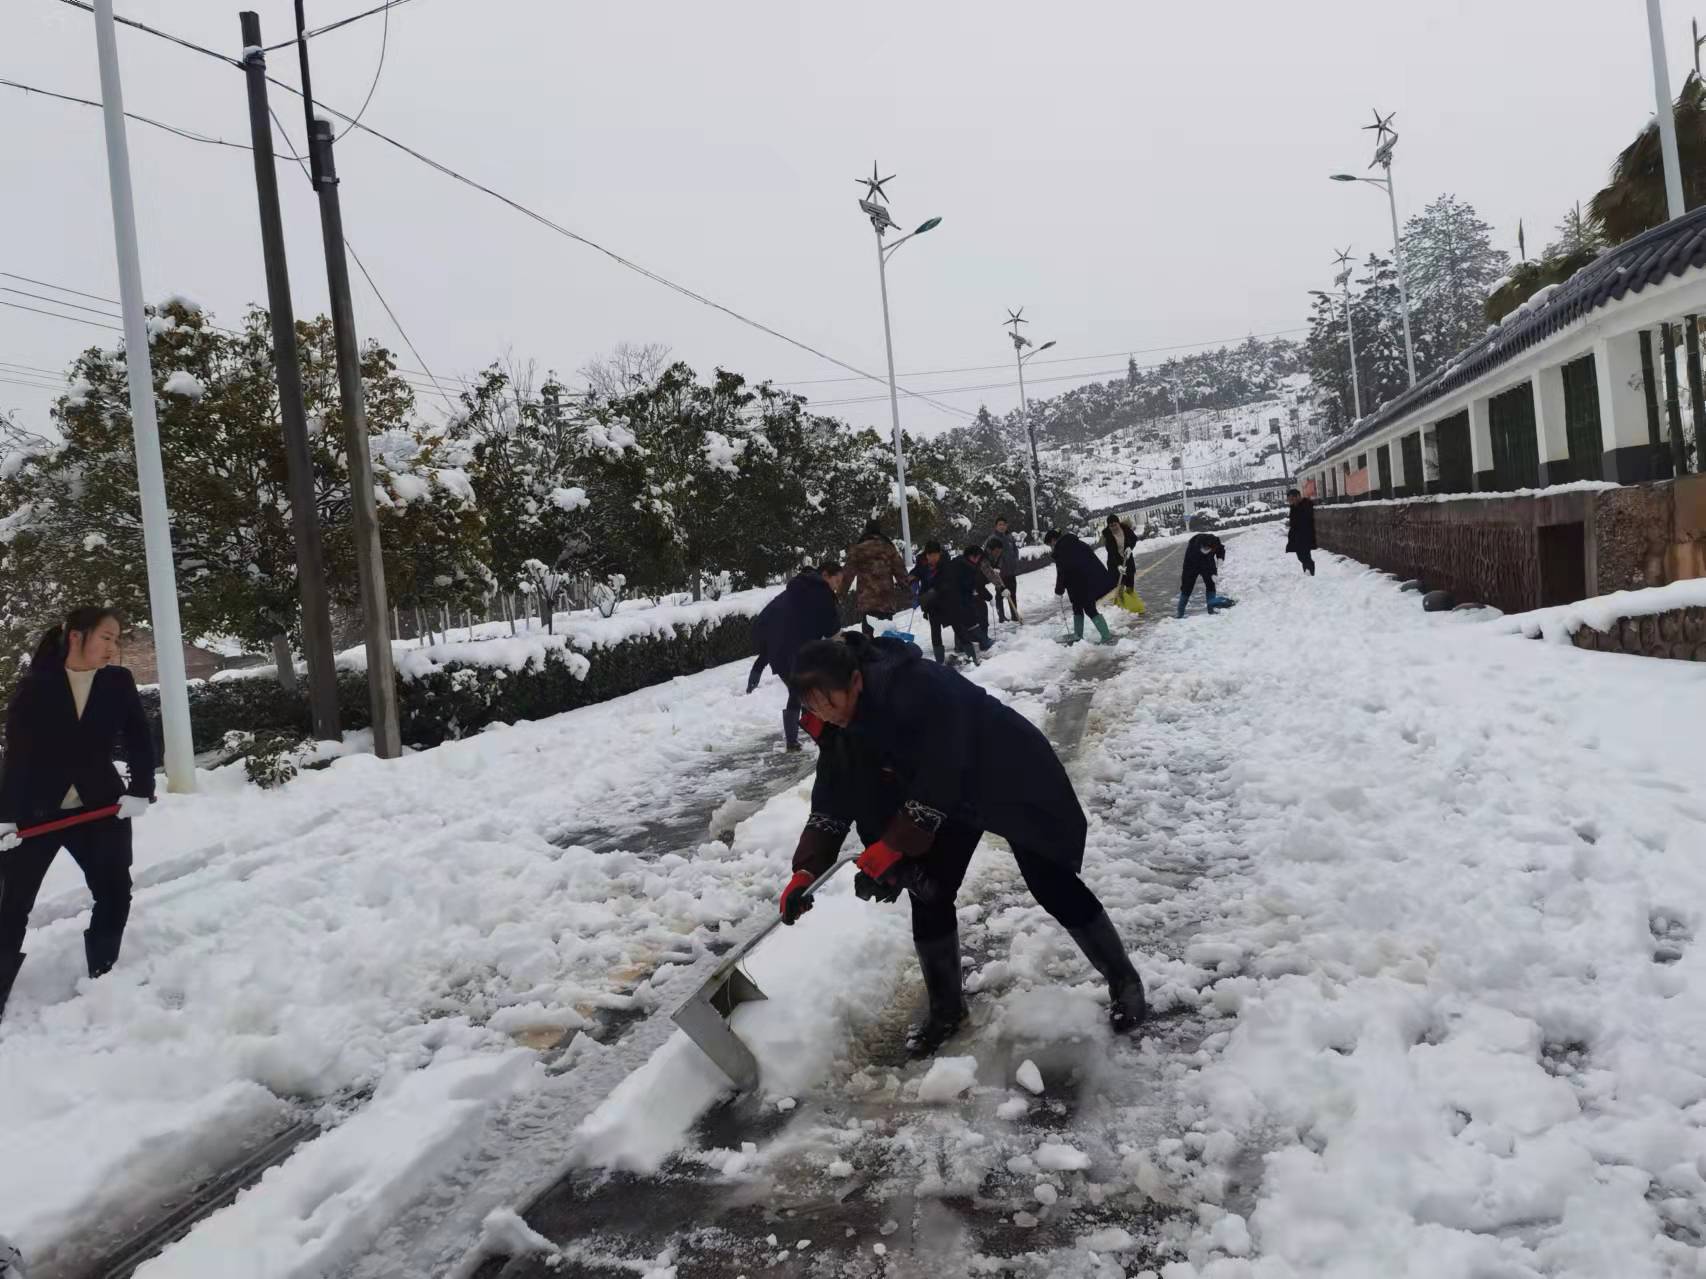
31, 625, 67, 669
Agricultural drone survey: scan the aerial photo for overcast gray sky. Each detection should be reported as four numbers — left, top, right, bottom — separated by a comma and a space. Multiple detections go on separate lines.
1, 1, 1692, 438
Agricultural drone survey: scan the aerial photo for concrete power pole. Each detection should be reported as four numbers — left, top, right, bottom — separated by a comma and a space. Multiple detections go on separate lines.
307, 118, 401, 758
239, 12, 341, 740
92, 0, 195, 792
292, 3, 400, 758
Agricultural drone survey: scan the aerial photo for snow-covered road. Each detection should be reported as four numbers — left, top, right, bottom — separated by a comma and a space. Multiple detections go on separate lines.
6, 526, 1705, 1279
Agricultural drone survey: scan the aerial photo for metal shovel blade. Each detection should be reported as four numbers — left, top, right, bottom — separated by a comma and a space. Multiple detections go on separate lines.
671, 859, 849, 1092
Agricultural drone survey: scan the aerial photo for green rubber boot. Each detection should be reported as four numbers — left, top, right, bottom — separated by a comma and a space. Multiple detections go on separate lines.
1091, 613, 1113, 645
1071, 612, 1085, 644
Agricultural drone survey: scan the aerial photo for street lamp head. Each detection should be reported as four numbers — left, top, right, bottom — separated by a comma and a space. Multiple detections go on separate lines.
915, 216, 942, 235
1036, 340, 1056, 353
1329, 174, 1358, 182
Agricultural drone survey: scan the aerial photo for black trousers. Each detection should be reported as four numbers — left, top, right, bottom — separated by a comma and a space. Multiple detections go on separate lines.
1294, 550, 1315, 575
927, 616, 945, 662
0, 811, 133, 955
908, 823, 1102, 942
1181, 569, 1216, 601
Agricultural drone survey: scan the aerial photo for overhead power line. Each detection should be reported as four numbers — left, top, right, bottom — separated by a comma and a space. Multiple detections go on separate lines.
260, 0, 419, 52
0, 298, 122, 331
45, 0, 974, 420
0, 76, 251, 149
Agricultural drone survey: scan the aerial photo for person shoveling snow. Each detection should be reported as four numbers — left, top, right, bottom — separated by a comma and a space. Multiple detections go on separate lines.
778, 632, 1147, 1056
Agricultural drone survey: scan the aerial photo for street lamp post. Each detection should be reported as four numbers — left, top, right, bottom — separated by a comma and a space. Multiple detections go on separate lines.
1331, 109, 1418, 388
858, 164, 940, 566
92, 0, 195, 792
1003, 307, 1056, 537
1649, 0, 1687, 221
1270, 419, 1290, 483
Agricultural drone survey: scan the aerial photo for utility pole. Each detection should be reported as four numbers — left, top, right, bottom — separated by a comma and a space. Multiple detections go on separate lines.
92, 0, 195, 793
294, 5, 401, 758
240, 12, 341, 740
1004, 308, 1056, 538
305, 118, 401, 756
1648, 0, 1688, 222
1272, 418, 1290, 483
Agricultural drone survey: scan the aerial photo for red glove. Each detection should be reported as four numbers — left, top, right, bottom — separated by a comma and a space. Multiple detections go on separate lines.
800, 710, 826, 741
855, 840, 904, 883
780, 870, 816, 924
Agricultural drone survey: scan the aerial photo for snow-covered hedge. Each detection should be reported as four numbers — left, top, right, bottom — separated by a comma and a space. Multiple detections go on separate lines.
136, 609, 760, 755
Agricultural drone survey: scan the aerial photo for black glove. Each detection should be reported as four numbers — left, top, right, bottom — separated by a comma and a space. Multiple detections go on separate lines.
854, 871, 902, 903
887, 860, 947, 905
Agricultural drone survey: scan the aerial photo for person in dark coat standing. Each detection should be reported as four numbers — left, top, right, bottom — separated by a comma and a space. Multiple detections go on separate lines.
778, 634, 1145, 1054
1043, 529, 1118, 644
1286, 488, 1317, 576
0, 607, 156, 1023
843, 520, 913, 636
748, 564, 847, 749
1178, 532, 1227, 617
986, 515, 1022, 623
908, 541, 948, 663
927, 545, 994, 663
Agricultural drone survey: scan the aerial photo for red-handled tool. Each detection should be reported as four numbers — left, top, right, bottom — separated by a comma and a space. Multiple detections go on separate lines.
14, 804, 122, 842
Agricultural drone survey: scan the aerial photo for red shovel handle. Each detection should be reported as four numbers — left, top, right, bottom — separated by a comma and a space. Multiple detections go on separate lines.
15, 804, 123, 842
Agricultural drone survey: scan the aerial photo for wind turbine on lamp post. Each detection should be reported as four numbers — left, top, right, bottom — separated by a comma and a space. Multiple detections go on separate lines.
1330, 109, 1418, 388
858, 163, 941, 566
1004, 307, 1056, 536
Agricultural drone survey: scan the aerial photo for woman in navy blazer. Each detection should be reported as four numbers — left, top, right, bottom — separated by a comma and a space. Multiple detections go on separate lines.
0, 606, 156, 1021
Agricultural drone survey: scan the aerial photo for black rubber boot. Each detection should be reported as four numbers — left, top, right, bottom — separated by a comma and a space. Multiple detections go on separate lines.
1067, 911, 1147, 1033
84, 928, 123, 980
905, 930, 966, 1058
0, 952, 23, 1023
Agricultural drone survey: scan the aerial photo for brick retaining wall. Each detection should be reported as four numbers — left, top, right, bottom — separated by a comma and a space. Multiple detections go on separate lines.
1569, 606, 1706, 661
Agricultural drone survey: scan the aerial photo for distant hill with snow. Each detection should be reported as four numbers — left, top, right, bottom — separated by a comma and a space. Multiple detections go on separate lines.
1041, 377, 1329, 511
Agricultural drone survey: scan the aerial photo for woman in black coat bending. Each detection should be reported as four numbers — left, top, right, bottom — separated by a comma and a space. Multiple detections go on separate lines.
777, 633, 1146, 1056
0, 607, 155, 1022
1044, 528, 1119, 644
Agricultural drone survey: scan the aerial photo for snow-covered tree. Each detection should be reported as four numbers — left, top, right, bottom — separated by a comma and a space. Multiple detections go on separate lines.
1400, 194, 1509, 369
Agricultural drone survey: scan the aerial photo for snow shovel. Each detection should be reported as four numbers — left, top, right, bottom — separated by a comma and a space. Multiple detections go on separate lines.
672, 858, 851, 1092
880, 606, 918, 645
9, 804, 122, 845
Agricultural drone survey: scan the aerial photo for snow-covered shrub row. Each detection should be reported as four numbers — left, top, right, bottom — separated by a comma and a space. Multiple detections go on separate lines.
133, 611, 759, 758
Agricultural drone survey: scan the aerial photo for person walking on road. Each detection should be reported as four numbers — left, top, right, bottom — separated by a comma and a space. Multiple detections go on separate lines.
1043, 528, 1118, 645
1178, 532, 1227, 617
986, 515, 1022, 623
748, 563, 847, 750
777, 633, 1147, 1055
844, 520, 913, 637
909, 541, 948, 663
1286, 488, 1317, 577
0, 607, 156, 1023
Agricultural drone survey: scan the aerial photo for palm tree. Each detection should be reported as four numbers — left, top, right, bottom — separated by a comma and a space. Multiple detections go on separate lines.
1589, 71, 1706, 244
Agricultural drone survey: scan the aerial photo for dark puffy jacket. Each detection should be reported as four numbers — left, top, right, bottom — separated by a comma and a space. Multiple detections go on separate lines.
0, 662, 155, 826
1181, 533, 1226, 584
930, 554, 989, 632
751, 572, 840, 681
797, 635, 1086, 873
1050, 533, 1118, 611
1286, 499, 1317, 552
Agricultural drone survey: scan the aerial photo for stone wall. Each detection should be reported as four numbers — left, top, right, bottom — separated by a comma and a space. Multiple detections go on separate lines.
1314, 493, 1567, 613
1317, 476, 1706, 615
1570, 607, 1706, 662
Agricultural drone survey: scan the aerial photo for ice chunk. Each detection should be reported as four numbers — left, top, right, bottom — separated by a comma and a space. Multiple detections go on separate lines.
916, 1055, 978, 1102
1035, 1142, 1091, 1172
1079, 1226, 1135, 1252
1015, 1059, 1045, 1095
